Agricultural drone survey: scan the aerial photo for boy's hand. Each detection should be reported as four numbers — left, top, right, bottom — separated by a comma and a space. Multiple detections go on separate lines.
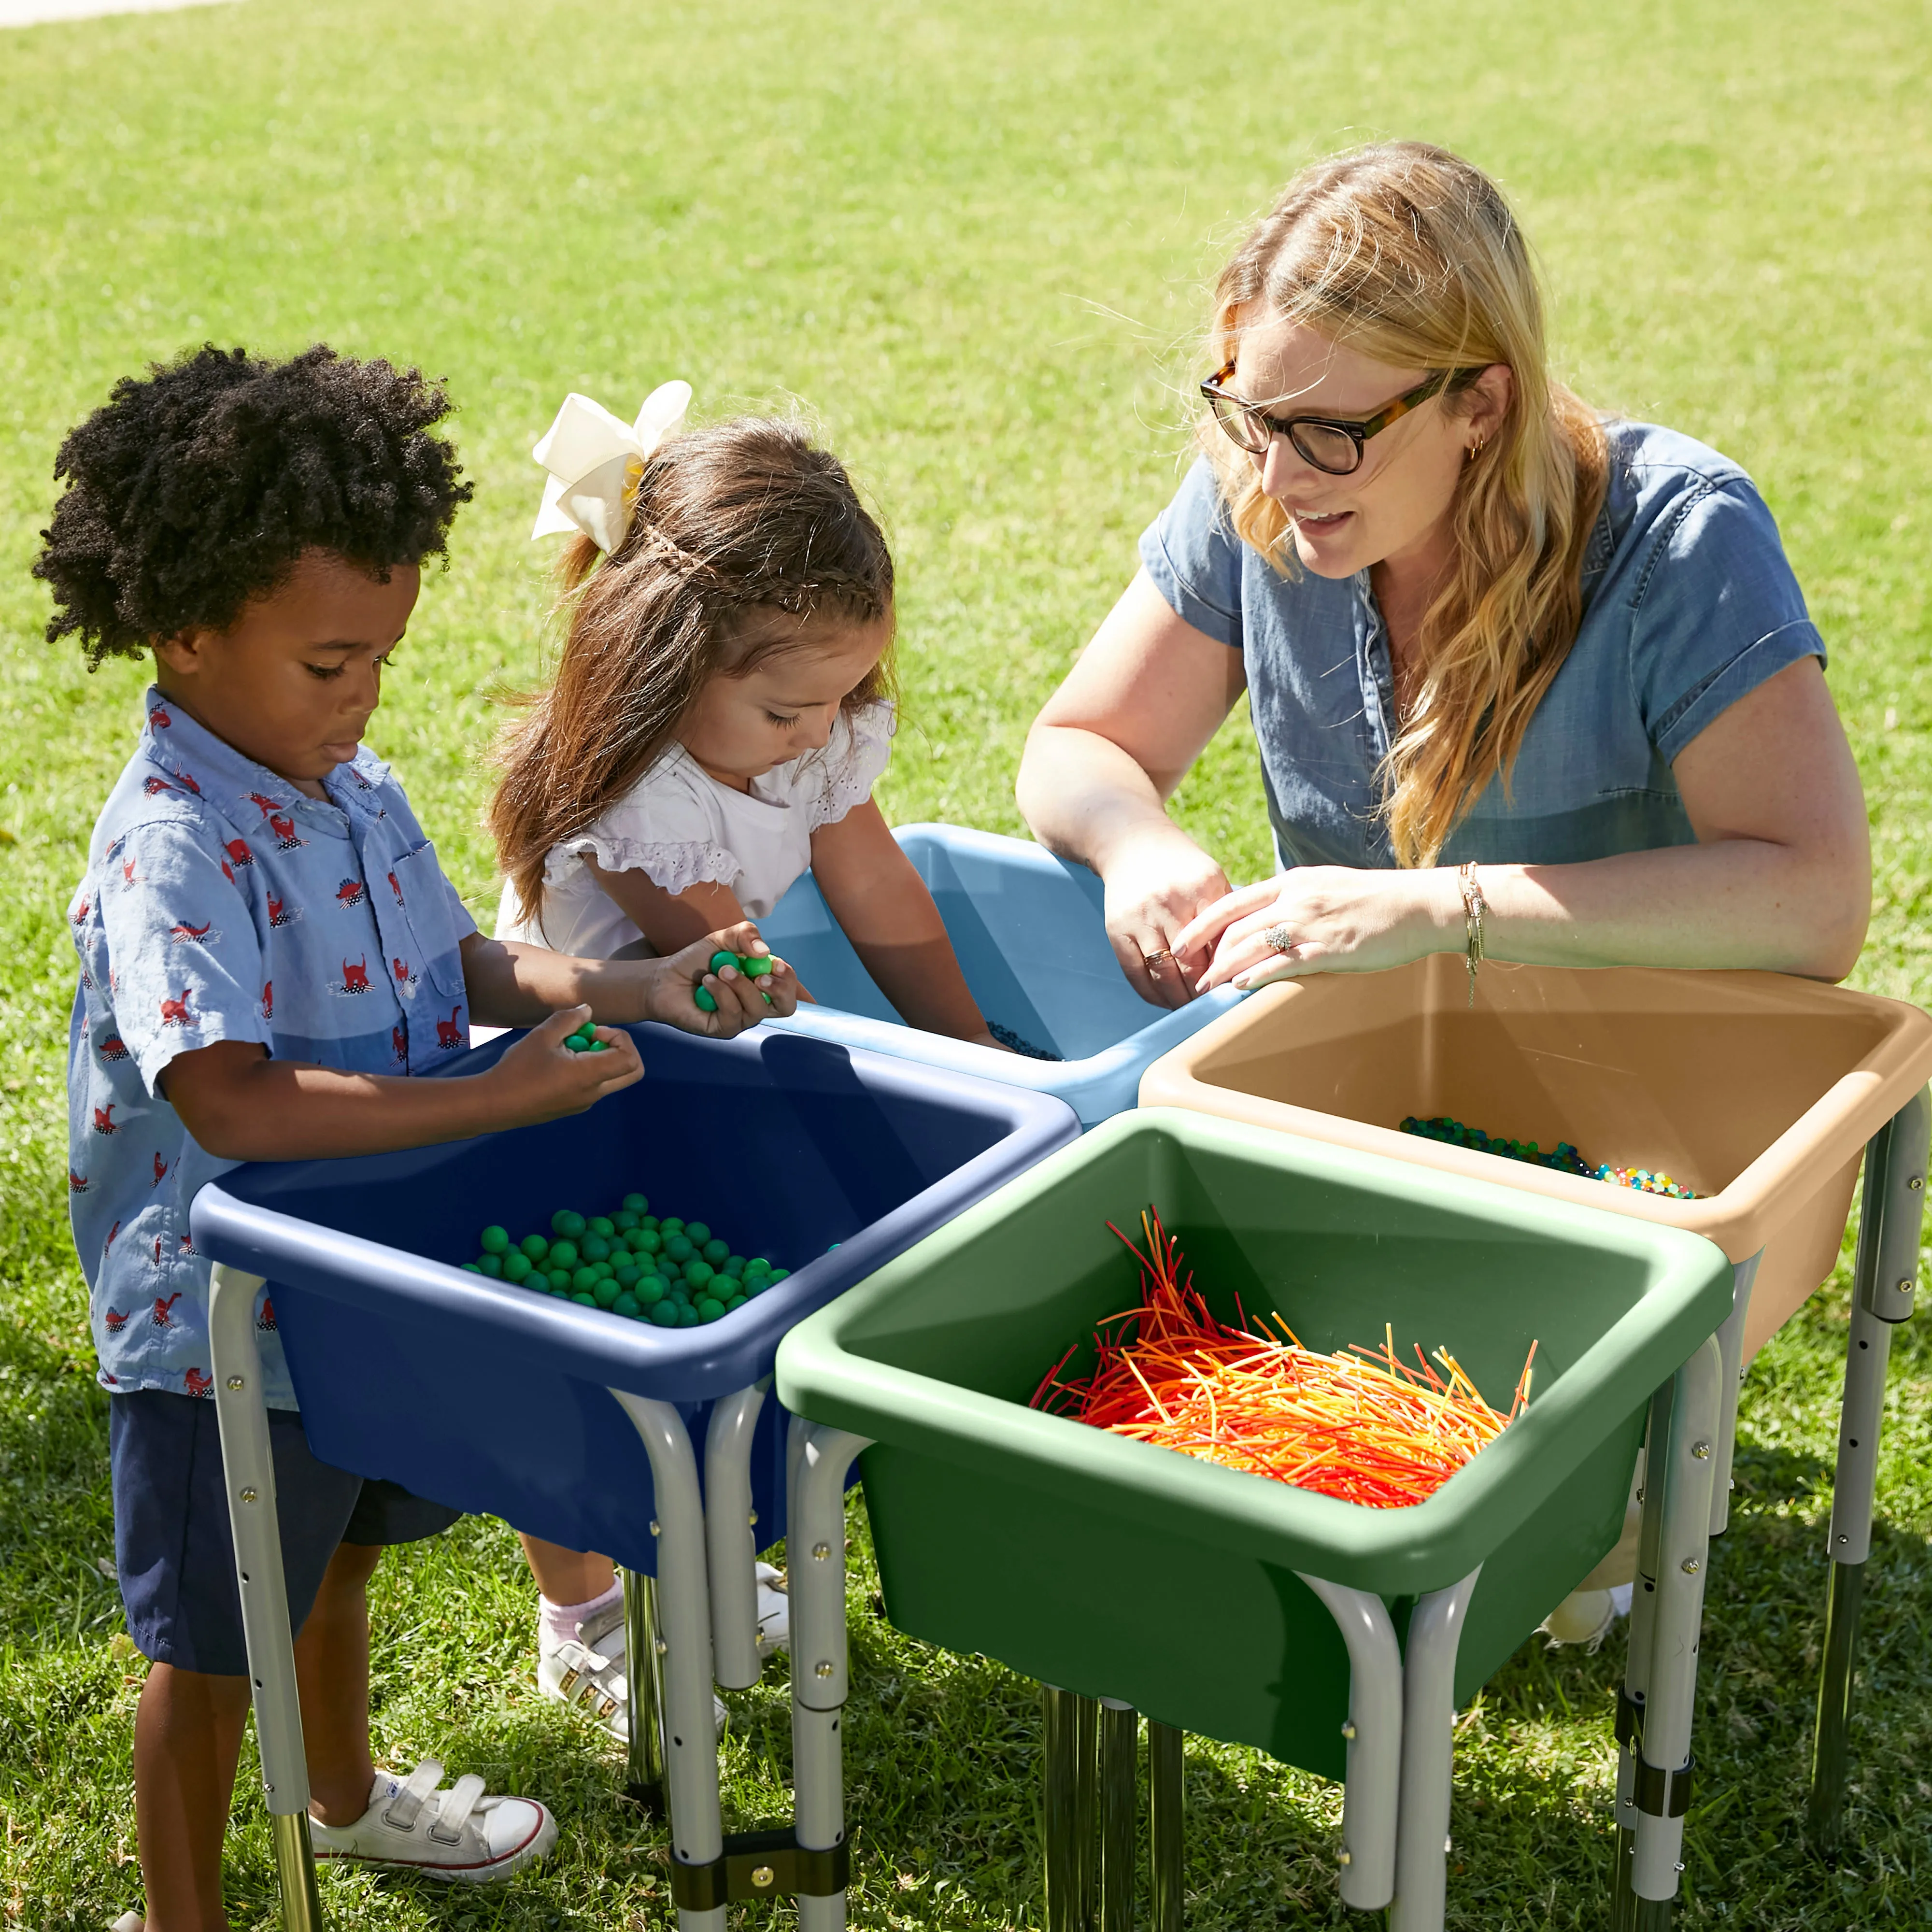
486, 1006, 643, 1125
641, 925, 800, 1036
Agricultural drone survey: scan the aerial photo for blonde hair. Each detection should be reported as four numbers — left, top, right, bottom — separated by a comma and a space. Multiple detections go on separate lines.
489, 417, 895, 930
1206, 141, 1607, 867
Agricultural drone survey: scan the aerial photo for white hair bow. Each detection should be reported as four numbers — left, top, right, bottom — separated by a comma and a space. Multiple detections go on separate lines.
529, 380, 693, 553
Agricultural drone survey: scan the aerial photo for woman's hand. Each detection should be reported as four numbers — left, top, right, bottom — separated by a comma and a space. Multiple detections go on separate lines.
1183, 867, 1460, 992
1101, 827, 1236, 1009
634, 923, 801, 1035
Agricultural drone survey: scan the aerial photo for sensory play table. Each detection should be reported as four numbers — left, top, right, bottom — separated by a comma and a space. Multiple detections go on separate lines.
776, 1107, 1737, 1932
189, 1023, 1078, 1932
1139, 955, 1932, 1920
759, 823, 1239, 1126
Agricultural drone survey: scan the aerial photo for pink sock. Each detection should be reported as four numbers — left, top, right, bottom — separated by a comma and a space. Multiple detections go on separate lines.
539, 1579, 622, 1649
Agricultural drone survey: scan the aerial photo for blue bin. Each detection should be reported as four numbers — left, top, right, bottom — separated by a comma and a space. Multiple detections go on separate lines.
189, 1024, 1078, 1574
759, 824, 1241, 1126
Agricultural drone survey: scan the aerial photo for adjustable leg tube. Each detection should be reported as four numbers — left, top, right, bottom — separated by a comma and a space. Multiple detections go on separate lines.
1042, 1689, 1098, 1932
1296, 1574, 1403, 1910
703, 1384, 768, 1691
1388, 1567, 1481, 1932
1147, 1721, 1184, 1932
208, 1263, 326, 1932
1613, 1397, 1668, 1932
1630, 1337, 1723, 1920
611, 1392, 723, 1932
1097, 1700, 1136, 1932
788, 1420, 870, 1932
1708, 1256, 1759, 1539
1808, 1088, 1929, 1851
622, 1568, 668, 1814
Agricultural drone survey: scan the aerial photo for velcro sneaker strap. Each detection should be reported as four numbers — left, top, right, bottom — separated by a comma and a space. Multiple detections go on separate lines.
382, 1759, 445, 1830
428, 1773, 487, 1844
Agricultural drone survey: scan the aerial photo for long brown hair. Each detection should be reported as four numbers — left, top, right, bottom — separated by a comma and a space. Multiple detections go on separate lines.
490, 416, 896, 925
1206, 142, 1608, 867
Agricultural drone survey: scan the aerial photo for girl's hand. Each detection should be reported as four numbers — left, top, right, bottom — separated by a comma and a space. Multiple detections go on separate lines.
640, 924, 801, 1036
486, 1006, 644, 1123
1100, 828, 1235, 1010
1185, 867, 1460, 992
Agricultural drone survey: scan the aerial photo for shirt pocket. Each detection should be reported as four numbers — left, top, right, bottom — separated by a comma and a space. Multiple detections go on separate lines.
388, 843, 469, 1000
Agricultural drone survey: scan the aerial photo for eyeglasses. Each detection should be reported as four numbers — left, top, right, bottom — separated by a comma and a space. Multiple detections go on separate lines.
1200, 362, 1482, 475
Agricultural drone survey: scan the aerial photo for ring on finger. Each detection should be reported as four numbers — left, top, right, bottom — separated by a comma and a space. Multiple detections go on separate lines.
1263, 923, 1295, 955
1141, 946, 1174, 968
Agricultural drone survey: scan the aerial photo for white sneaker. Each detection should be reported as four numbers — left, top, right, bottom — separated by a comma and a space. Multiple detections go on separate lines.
309, 1762, 556, 1882
755, 1562, 789, 1657
1541, 1581, 1635, 1651
538, 1591, 729, 1741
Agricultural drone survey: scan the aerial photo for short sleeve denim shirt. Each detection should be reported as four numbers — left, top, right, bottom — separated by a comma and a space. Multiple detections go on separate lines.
66, 690, 477, 1409
1139, 421, 1826, 870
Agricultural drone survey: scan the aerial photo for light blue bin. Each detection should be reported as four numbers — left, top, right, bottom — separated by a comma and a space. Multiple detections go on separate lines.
758, 823, 1240, 1127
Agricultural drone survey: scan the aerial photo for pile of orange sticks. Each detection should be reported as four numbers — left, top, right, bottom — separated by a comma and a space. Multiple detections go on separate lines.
1029, 1208, 1536, 1509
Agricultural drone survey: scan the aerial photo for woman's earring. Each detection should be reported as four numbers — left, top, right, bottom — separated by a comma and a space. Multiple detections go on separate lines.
1467, 437, 1486, 462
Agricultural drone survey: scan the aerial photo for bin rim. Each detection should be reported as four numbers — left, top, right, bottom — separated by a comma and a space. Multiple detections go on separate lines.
188, 1021, 1080, 1403
1138, 966, 1932, 1264
776, 1107, 1734, 1598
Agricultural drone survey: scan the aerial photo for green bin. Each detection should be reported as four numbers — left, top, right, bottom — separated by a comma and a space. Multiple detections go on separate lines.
776, 1108, 1733, 1780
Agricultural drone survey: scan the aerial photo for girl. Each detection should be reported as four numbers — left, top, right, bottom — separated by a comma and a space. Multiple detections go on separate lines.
488, 394, 1009, 1733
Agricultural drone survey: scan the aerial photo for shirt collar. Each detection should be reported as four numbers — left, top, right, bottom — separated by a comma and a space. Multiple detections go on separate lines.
138, 686, 390, 822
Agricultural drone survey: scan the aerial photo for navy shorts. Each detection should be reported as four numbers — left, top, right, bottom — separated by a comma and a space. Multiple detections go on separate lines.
110, 1389, 462, 1677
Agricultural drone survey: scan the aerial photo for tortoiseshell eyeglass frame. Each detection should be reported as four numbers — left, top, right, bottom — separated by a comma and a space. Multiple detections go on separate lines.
1200, 363, 1484, 474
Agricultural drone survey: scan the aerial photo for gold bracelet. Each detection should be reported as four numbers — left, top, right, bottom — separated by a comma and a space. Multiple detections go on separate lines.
1458, 861, 1487, 1008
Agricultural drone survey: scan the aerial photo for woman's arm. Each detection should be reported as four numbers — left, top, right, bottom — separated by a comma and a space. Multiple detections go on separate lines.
1016, 569, 1249, 1007
808, 800, 1000, 1044
1188, 657, 1871, 988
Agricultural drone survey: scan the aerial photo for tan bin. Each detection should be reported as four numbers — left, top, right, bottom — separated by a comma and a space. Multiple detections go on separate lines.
1139, 956, 1932, 1364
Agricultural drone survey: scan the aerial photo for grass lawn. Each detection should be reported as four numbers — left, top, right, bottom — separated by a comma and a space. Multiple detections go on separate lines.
3, 0, 1931, 1925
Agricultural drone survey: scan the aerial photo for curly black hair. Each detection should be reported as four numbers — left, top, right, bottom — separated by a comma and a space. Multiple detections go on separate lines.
34, 343, 475, 667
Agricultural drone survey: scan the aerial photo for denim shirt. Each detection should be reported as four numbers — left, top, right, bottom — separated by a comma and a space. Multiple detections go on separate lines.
66, 691, 477, 1408
1139, 421, 1826, 869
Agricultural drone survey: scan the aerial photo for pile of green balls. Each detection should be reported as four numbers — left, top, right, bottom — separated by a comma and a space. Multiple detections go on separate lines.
460, 1192, 790, 1326
693, 949, 775, 1014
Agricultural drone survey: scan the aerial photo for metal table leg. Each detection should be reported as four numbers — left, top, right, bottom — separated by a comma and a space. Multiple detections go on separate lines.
1387, 1566, 1482, 1932
1707, 1257, 1759, 1539
1628, 1337, 1723, 1924
1042, 1687, 1094, 1932
1612, 1392, 1666, 1932
1147, 1720, 1184, 1932
1097, 1700, 1136, 1932
1808, 1088, 1928, 1850
208, 1262, 326, 1932
789, 1421, 870, 1932
610, 1391, 724, 1932
704, 1384, 768, 1691
1297, 1574, 1403, 1911
622, 1567, 668, 1814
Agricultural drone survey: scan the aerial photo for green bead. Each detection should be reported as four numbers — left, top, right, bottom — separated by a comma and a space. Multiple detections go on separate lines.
477, 1253, 503, 1277
622, 1192, 649, 1213
504, 1252, 532, 1283
548, 1239, 579, 1270
572, 1292, 598, 1307
665, 1234, 694, 1262
614, 1264, 640, 1288
548, 1269, 571, 1292
589, 1040, 610, 1052
572, 1266, 599, 1293
587, 1216, 614, 1237
684, 1260, 714, 1291
742, 953, 773, 978
593, 1277, 622, 1308
551, 1209, 585, 1238
696, 1297, 725, 1322
460, 1262, 483, 1274
637, 1214, 659, 1233
581, 1233, 611, 1262
767, 1268, 789, 1283
612, 1293, 641, 1319
686, 1221, 711, 1246
613, 1209, 639, 1232
694, 986, 718, 1013
649, 1300, 680, 1327
520, 1234, 550, 1261
678, 1303, 702, 1327
570, 1020, 597, 1042
725, 1295, 747, 1312
636, 1275, 667, 1306
633, 1228, 662, 1255
709, 949, 739, 976
658, 1215, 683, 1234
745, 1257, 771, 1277
564, 1035, 586, 1052
725, 1254, 746, 1275
701, 1237, 729, 1265
479, 1225, 509, 1253
743, 1275, 768, 1296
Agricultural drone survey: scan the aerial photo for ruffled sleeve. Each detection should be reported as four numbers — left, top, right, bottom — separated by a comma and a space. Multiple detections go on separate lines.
802, 701, 896, 833
544, 754, 743, 899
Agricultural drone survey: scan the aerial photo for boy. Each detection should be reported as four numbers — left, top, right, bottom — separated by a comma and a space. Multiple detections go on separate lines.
37, 344, 793, 1932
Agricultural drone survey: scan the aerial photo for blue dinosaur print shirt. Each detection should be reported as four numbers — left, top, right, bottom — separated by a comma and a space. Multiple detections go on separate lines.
66, 689, 477, 1409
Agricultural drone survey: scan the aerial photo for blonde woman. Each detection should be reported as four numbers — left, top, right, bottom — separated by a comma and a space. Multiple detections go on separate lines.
1017, 141, 1869, 1012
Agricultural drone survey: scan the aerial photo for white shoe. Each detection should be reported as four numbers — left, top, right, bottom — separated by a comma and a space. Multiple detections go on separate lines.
1541, 1582, 1634, 1651
755, 1561, 789, 1657
309, 1762, 557, 1882
539, 1591, 729, 1741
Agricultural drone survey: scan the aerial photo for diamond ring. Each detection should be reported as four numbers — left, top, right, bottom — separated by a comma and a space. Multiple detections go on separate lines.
1263, 923, 1294, 955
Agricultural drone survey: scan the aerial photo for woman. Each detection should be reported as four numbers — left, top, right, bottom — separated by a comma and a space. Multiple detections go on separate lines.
1017, 142, 1869, 1011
